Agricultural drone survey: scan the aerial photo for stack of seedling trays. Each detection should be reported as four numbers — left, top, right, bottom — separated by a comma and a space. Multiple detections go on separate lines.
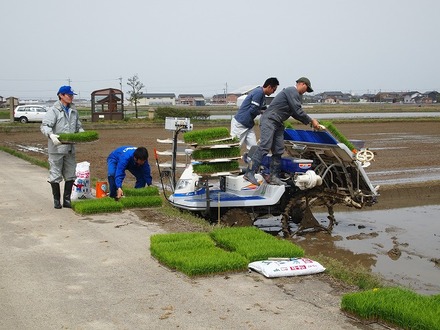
183, 127, 240, 177
58, 131, 100, 144
156, 136, 188, 170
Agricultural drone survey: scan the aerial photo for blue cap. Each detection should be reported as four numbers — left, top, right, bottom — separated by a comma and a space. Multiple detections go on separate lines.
57, 85, 77, 95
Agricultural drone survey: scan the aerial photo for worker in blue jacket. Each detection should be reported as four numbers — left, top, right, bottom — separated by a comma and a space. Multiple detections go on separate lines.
231, 77, 279, 151
107, 146, 152, 199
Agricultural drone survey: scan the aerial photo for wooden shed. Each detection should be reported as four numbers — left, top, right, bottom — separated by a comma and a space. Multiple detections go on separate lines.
91, 88, 124, 122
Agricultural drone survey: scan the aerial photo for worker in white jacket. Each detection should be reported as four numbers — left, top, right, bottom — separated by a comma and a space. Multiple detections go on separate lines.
40, 85, 84, 209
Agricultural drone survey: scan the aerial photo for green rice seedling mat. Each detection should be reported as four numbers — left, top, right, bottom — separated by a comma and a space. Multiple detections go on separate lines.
150, 227, 305, 276
123, 186, 160, 196
319, 121, 356, 151
72, 186, 162, 214
183, 127, 231, 145
192, 147, 241, 160
71, 198, 123, 214
58, 131, 99, 143
184, 127, 240, 175
341, 287, 440, 330
193, 161, 240, 174
150, 232, 248, 276
210, 226, 304, 262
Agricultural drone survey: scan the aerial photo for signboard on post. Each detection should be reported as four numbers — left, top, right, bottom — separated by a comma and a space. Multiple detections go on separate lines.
7, 97, 19, 122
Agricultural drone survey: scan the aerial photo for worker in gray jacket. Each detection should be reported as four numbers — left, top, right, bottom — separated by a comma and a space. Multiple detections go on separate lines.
244, 77, 321, 186
41, 86, 84, 209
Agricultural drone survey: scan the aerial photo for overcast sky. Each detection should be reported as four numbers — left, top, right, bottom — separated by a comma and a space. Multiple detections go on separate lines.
1, 0, 439, 100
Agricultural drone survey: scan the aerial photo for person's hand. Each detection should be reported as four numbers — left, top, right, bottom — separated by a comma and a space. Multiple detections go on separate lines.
310, 119, 322, 130
49, 134, 61, 146
116, 188, 124, 199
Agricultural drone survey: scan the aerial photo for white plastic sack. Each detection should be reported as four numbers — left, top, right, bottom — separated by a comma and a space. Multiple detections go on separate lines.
71, 161, 92, 200
248, 258, 325, 278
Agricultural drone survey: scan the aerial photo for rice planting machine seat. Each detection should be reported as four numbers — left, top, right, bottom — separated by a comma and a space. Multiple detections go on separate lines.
155, 117, 379, 237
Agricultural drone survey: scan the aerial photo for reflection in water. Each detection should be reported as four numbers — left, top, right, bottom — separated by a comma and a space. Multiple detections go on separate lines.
256, 205, 440, 295
293, 231, 377, 270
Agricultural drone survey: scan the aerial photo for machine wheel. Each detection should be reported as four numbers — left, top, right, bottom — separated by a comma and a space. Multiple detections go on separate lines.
19, 116, 28, 124
281, 195, 337, 237
220, 208, 253, 227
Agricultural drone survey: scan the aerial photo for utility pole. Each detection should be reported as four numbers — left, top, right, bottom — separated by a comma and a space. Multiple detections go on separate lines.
67, 78, 71, 85
224, 82, 228, 104
119, 77, 123, 92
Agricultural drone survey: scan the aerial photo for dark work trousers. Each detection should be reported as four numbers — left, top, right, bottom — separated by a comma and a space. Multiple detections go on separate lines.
251, 114, 285, 171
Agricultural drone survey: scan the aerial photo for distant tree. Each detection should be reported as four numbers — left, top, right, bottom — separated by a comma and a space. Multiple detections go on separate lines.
127, 74, 145, 118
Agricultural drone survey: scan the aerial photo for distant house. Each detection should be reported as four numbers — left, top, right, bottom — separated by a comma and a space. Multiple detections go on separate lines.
318, 91, 352, 103
403, 91, 421, 104
177, 94, 205, 106
359, 94, 376, 103
374, 92, 404, 103
211, 93, 240, 105
422, 91, 439, 103
139, 93, 176, 106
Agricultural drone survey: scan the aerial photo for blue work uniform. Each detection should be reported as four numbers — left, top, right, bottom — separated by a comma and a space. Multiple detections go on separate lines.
231, 86, 266, 150
107, 146, 152, 198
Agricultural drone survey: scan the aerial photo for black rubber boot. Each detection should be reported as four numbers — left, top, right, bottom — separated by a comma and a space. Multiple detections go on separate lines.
63, 180, 74, 208
269, 154, 287, 186
50, 182, 62, 209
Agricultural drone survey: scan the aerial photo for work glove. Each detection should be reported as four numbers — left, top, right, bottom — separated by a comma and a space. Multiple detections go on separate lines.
49, 134, 61, 146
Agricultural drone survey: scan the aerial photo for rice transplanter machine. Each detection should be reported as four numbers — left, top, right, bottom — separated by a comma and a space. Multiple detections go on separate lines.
155, 117, 379, 236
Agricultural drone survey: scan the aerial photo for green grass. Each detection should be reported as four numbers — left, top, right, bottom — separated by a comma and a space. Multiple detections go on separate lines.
341, 287, 440, 330
311, 254, 383, 290
0, 146, 49, 168
58, 131, 99, 143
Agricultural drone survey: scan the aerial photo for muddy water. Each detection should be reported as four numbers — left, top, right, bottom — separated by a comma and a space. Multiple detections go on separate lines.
256, 205, 440, 295
294, 206, 440, 295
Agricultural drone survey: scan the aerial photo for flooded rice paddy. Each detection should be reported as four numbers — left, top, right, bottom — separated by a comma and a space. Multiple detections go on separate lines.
255, 205, 440, 295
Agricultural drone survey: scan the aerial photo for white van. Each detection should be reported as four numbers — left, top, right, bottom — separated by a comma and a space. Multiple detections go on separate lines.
14, 105, 48, 123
